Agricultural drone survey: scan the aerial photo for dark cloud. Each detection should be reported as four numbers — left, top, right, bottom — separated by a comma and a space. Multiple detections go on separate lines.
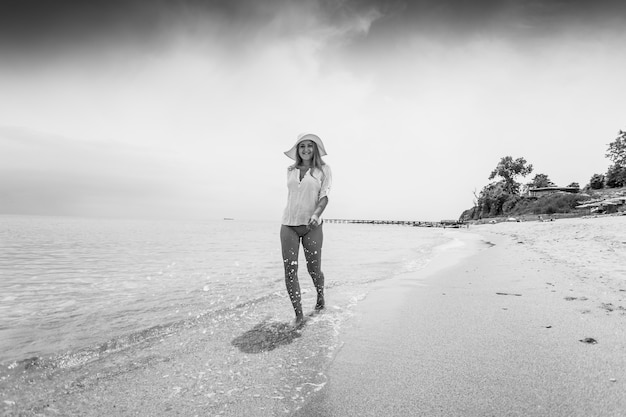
0, 0, 268, 57
322, 0, 626, 67
1, 0, 624, 66
2, 0, 624, 48
0, 0, 155, 52
0, 0, 389, 69
372, 0, 626, 37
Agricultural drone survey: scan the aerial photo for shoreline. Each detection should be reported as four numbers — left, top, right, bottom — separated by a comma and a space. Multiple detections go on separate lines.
2, 217, 624, 416
294, 216, 626, 416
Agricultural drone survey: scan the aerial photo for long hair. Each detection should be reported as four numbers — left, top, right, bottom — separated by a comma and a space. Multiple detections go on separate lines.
289, 141, 326, 181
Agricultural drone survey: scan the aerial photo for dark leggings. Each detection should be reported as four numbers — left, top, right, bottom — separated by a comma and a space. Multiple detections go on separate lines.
280, 223, 325, 320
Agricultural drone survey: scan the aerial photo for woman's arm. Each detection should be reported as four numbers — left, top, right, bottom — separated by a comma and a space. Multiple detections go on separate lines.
309, 165, 331, 227
309, 196, 328, 227
313, 196, 328, 218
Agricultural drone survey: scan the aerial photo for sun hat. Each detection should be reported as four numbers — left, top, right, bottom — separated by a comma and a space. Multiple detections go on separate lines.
284, 133, 327, 160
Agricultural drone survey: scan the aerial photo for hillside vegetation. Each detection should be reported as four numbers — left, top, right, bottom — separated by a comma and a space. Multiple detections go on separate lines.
460, 187, 625, 221
460, 130, 626, 221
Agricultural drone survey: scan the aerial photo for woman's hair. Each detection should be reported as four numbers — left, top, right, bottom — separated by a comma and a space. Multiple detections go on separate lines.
290, 141, 326, 180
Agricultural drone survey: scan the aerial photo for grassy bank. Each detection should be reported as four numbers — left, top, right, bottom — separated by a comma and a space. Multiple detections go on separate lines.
461, 186, 626, 222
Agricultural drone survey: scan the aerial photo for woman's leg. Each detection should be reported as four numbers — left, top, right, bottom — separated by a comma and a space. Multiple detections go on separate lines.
302, 223, 325, 310
280, 225, 304, 323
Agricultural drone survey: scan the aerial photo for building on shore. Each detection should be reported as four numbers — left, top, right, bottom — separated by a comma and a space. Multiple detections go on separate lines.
528, 186, 580, 197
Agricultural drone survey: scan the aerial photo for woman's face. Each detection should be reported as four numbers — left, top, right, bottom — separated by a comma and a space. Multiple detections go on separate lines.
298, 140, 315, 162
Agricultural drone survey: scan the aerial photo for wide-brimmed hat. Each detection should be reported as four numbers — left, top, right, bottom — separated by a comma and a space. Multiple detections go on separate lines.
284, 133, 327, 160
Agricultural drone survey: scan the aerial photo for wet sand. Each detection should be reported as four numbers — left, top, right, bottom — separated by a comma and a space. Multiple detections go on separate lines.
295, 215, 626, 416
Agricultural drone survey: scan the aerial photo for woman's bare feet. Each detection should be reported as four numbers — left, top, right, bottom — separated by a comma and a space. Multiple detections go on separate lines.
290, 315, 307, 330
314, 295, 325, 311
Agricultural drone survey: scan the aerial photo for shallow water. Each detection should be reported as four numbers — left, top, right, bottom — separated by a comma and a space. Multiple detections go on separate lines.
0, 215, 456, 415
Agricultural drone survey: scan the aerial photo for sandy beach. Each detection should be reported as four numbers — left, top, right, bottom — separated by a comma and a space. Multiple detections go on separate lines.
295, 215, 626, 417
2, 215, 625, 416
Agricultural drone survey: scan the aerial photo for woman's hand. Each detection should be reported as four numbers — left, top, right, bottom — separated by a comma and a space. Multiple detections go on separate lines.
308, 214, 320, 229
308, 197, 327, 229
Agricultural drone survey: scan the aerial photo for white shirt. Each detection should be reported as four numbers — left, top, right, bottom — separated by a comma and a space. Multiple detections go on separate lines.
281, 164, 332, 226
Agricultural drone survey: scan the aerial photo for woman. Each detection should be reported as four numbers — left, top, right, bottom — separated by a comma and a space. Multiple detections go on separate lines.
281, 133, 332, 327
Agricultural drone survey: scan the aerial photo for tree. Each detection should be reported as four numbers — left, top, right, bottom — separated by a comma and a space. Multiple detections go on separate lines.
606, 164, 626, 188
589, 173, 605, 189
606, 130, 626, 166
605, 130, 626, 188
489, 156, 533, 194
528, 173, 555, 188
477, 181, 509, 217
567, 182, 580, 189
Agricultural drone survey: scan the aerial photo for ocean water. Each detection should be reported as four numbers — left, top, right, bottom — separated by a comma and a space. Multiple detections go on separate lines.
0, 215, 458, 415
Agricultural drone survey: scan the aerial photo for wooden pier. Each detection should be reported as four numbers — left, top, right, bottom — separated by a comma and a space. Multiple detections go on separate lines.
324, 219, 467, 228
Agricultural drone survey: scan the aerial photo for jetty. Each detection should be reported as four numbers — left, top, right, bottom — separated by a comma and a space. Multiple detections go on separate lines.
325, 219, 467, 228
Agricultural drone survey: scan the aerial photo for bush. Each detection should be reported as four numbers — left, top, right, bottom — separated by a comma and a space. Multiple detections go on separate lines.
606, 164, 626, 188
522, 193, 586, 215
589, 173, 605, 189
473, 181, 510, 218
502, 195, 521, 212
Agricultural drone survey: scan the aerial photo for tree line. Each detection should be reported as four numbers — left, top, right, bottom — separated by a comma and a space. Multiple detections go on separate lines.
462, 130, 626, 220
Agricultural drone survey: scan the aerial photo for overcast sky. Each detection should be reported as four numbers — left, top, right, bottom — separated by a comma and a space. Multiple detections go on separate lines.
1, 0, 625, 221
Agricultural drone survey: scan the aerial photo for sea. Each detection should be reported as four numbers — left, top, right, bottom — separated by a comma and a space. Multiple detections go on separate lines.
0, 215, 463, 415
